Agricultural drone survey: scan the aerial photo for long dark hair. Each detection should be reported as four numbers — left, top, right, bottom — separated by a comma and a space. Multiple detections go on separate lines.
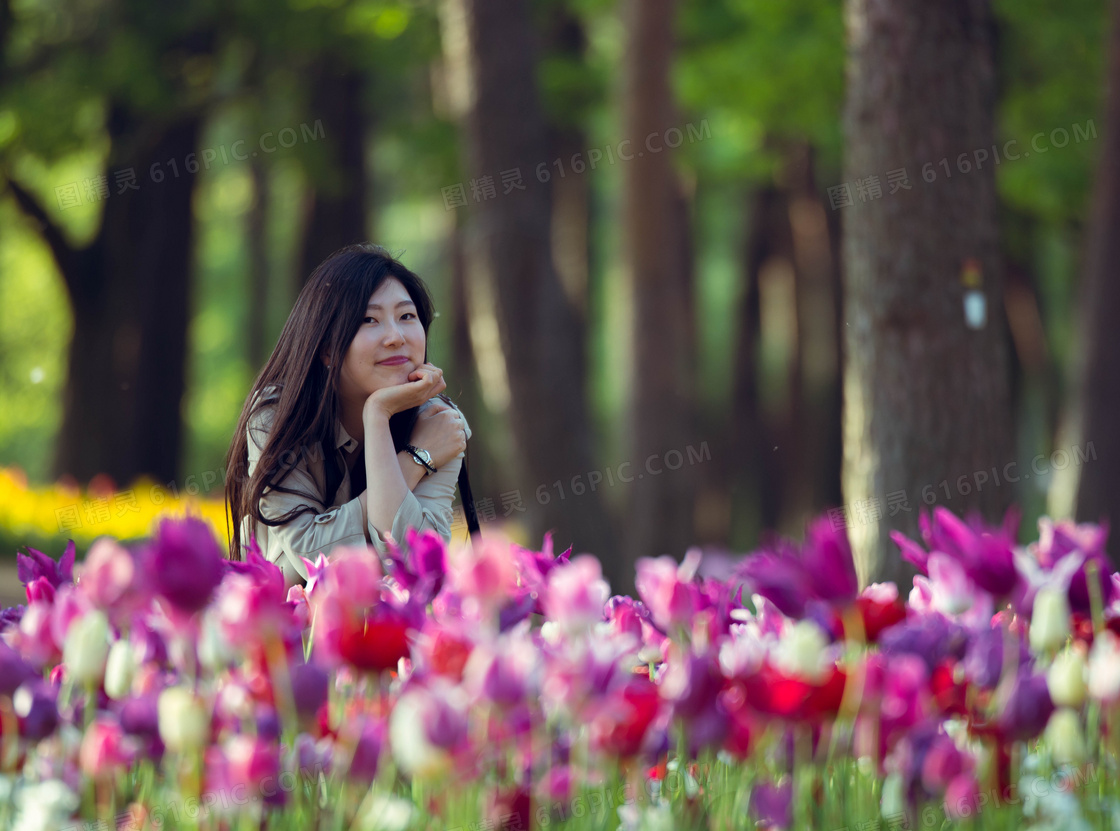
224, 243, 476, 561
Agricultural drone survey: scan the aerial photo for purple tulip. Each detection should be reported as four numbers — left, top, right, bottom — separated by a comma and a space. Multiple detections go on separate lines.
0, 639, 33, 696
0, 604, 25, 631
891, 508, 1019, 598
145, 516, 225, 614
17, 541, 75, 590
750, 779, 792, 830
737, 520, 857, 619
348, 718, 384, 784
999, 667, 1053, 742
289, 660, 329, 719
13, 679, 59, 740
1034, 518, 1115, 613
879, 614, 968, 673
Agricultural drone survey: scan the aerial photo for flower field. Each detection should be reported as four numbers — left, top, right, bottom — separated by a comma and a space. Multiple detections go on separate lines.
0, 508, 1118, 830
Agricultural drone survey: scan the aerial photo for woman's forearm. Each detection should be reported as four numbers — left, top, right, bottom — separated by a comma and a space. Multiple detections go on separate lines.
397, 449, 428, 490
362, 410, 413, 533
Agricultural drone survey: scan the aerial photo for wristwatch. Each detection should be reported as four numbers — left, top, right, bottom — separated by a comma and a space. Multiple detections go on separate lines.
404, 444, 437, 475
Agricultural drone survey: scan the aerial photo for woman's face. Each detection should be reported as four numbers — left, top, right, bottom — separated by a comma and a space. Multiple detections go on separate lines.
333, 276, 427, 402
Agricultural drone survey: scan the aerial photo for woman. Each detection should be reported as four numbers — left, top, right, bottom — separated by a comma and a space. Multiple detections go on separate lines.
225, 243, 471, 586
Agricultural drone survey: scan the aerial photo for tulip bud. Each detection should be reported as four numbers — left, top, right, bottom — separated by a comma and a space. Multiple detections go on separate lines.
158, 687, 210, 753
1047, 646, 1087, 709
104, 639, 137, 700
773, 620, 830, 683
62, 609, 110, 686
1029, 588, 1070, 654
1088, 630, 1120, 702
1043, 707, 1086, 766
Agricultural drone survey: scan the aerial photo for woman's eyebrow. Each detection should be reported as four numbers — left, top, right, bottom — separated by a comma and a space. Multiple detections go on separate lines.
366, 300, 416, 310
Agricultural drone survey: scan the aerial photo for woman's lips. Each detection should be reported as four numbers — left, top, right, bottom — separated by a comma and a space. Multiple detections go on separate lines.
378, 356, 409, 365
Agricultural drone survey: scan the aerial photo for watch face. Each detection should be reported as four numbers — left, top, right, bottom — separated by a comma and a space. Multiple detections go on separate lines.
418, 448, 432, 464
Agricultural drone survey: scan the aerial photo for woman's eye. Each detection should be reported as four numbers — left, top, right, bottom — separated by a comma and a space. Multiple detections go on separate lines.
364, 316, 377, 324
401, 313, 416, 320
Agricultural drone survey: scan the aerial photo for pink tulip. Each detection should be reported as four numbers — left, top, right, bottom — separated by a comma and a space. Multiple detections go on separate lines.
79, 717, 133, 778
543, 555, 610, 632
635, 555, 698, 634
78, 538, 143, 612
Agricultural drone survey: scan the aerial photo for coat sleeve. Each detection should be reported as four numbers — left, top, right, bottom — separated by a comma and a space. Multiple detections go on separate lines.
366, 403, 473, 557
247, 402, 369, 582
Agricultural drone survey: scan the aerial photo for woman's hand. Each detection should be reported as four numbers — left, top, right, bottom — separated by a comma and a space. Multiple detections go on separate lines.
362, 362, 447, 422
408, 399, 468, 470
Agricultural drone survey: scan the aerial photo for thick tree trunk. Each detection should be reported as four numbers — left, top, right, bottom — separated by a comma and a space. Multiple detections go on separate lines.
620, 0, 698, 570
1075, 0, 1120, 560
440, 0, 619, 584
842, 0, 1013, 586
49, 111, 201, 485
296, 62, 368, 288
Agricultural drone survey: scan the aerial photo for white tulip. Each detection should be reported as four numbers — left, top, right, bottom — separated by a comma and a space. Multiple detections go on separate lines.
772, 620, 831, 683
1029, 588, 1070, 654
103, 639, 136, 700
1043, 707, 1086, 766
62, 610, 110, 686
1047, 646, 1087, 709
1088, 630, 1120, 702
158, 687, 210, 753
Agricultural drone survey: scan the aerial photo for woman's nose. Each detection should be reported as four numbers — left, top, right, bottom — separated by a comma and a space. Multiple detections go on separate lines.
383, 323, 405, 345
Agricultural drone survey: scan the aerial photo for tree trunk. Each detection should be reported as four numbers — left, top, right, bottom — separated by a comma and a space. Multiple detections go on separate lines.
620, 0, 698, 571
1075, 0, 1120, 560
842, 0, 1013, 586
439, 0, 619, 585
247, 159, 271, 371
45, 110, 202, 486
296, 61, 369, 288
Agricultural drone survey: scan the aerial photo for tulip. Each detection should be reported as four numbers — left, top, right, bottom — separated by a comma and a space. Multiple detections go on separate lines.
289, 660, 330, 720
999, 668, 1053, 742
16, 541, 75, 589
145, 515, 226, 614
78, 538, 140, 610
635, 554, 699, 633
943, 774, 981, 822
158, 686, 210, 753
0, 639, 33, 696
543, 555, 611, 633
104, 638, 137, 700
225, 733, 281, 795
62, 609, 110, 686
749, 779, 792, 830
1047, 646, 1088, 709
772, 620, 831, 683
1030, 588, 1070, 654
388, 681, 468, 778
1043, 708, 1087, 765
80, 717, 133, 778
13, 679, 59, 740
1087, 629, 1120, 702
347, 718, 384, 784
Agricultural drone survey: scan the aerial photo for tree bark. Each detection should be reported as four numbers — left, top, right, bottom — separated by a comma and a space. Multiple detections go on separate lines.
842, 0, 1013, 586
620, 0, 698, 571
296, 61, 369, 288
439, 0, 619, 585
1075, 0, 1120, 560
28, 110, 202, 486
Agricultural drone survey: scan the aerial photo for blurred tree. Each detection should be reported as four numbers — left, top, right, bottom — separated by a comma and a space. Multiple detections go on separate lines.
1, 1, 216, 485
1074, 0, 1120, 562
619, 0, 698, 570
842, 0, 1014, 586
294, 57, 369, 290
438, 0, 618, 583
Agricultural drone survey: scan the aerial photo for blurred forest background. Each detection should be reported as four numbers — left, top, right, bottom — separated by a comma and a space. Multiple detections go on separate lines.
0, 0, 1117, 594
